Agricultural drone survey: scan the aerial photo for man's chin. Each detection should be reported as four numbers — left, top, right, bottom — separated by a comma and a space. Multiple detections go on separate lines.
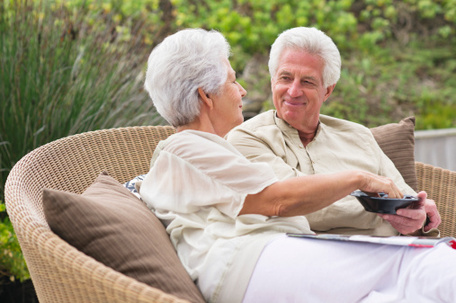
282, 110, 306, 121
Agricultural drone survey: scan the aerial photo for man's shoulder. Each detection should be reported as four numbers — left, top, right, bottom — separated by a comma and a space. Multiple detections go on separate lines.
229, 110, 280, 137
226, 110, 288, 148
239, 110, 276, 130
320, 115, 371, 134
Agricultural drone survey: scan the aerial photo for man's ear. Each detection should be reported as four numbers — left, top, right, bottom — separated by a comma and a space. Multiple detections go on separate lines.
323, 84, 336, 102
198, 87, 213, 109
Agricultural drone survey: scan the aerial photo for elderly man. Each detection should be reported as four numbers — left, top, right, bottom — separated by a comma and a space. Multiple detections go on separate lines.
226, 27, 440, 236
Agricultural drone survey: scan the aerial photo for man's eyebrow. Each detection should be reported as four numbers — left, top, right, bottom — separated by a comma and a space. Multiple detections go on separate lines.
276, 71, 317, 82
277, 70, 292, 76
301, 75, 318, 82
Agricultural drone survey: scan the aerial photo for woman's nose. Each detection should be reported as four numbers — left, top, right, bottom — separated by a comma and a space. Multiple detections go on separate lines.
238, 83, 247, 97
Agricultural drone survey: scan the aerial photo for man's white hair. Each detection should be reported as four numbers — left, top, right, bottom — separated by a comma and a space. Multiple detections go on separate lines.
268, 27, 341, 87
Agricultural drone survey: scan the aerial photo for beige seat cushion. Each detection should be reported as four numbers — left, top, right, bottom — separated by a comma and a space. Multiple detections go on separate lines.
43, 172, 205, 303
370, 116, 417, 191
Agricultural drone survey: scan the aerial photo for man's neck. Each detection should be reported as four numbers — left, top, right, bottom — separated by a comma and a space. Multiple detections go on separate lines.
298, 122, 320, 147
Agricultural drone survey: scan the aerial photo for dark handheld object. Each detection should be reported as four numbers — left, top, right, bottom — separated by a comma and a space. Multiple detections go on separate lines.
351, 190, 419, 214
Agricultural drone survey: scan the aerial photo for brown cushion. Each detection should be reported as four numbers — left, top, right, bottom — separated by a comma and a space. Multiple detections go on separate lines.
43, 172, 205, 303
370, 117, 417, 191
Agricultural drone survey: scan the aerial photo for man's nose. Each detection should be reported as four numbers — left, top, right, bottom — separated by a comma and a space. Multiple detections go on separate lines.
287, 80, 303, 97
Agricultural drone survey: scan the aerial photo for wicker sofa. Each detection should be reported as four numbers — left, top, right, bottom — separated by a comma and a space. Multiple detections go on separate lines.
5, 124, 456, 303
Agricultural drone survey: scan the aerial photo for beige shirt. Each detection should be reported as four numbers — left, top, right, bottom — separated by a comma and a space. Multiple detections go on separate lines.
227, 110, 417, 236
140, 130, 312, 303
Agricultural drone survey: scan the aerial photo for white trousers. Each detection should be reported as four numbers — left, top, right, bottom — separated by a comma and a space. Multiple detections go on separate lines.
243, 235, 456, 303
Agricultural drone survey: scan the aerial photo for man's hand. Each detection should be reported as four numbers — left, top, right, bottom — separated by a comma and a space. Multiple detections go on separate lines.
377, 191, 440, 235
421, 192, 441, 232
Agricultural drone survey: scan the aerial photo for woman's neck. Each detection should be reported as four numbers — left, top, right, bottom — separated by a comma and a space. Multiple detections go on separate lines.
176, 115, 221, 136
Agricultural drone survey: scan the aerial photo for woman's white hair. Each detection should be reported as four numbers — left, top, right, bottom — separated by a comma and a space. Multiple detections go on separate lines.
268, 27, 341, 87
145, 28, 230, 127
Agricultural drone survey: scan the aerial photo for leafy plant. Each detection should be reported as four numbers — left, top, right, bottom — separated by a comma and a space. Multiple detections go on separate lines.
0, 0, 166, 201
0, 204, 29, 282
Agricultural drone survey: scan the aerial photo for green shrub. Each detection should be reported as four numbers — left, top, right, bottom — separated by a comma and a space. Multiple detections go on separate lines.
0, 203, 28, 282
167, 0, 456, 128
321, 40, 456, 128
0, 0, 165, 200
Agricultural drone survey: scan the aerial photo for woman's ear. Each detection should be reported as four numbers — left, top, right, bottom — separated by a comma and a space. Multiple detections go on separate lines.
198, 87, 213, 109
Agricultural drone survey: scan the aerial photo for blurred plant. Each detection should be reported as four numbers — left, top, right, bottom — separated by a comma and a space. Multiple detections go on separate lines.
0, 203, 29, 283
0, 0, 166, 201
322, 40, 456, 128
171, 0, 360, 71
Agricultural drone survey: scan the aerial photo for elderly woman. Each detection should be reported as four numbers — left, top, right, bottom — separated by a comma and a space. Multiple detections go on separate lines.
139, 29, 456, 303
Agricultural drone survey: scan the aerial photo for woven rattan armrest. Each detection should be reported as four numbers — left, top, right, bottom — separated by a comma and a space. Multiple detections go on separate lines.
4, 126, 192, 303
415, 161, 456, 238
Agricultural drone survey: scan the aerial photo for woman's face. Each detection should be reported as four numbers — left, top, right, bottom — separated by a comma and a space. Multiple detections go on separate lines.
209, 58, 247, 136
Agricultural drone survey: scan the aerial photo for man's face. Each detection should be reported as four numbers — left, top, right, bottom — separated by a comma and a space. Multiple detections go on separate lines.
271, 48, 334, 131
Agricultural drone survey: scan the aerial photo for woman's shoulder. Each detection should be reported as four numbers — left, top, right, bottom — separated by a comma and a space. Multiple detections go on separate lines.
163, 130, 240, 157
165, 130, 226, 147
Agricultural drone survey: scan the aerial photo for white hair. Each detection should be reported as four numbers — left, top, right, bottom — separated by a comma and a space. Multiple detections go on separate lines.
268, 27, 341, 87
145, 29, 230, 127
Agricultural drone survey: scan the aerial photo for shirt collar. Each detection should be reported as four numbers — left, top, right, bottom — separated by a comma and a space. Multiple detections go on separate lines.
272, 110, 324, 144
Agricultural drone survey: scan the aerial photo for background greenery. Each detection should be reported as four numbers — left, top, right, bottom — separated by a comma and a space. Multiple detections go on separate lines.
1, 0, 455, 289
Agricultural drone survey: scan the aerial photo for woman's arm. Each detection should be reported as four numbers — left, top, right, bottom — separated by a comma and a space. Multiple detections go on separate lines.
240, 170, 403, 217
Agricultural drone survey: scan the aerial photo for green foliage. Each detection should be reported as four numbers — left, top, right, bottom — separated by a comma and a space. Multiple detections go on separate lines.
0, 203, 29, 282
322, 41, 456, 128
171, 0, 361, 70
0, 0, 166, 201
165, 0, 456, 127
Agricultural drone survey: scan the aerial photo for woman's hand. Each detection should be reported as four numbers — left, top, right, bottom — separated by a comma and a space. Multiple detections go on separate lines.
357, 171, 403, 199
